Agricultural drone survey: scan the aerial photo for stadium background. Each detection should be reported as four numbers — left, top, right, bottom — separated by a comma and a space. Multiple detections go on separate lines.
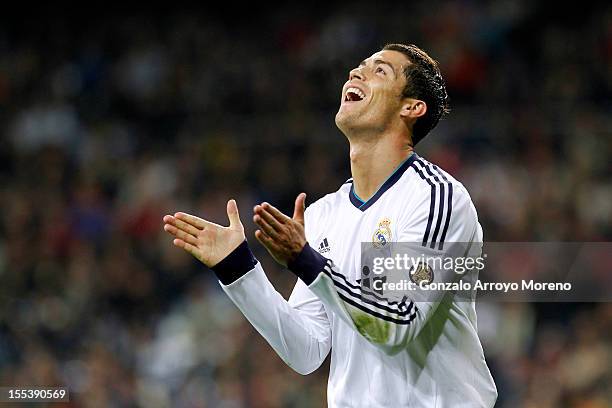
0, 2, 610, 407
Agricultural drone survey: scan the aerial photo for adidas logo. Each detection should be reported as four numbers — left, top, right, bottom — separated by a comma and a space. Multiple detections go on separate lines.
318, 238, 331, 254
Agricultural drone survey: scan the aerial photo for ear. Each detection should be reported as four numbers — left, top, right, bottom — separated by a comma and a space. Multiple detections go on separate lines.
400, 99, 427, 120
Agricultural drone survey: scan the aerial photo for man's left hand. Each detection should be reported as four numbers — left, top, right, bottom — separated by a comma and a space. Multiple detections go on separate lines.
253, 193, 308, 267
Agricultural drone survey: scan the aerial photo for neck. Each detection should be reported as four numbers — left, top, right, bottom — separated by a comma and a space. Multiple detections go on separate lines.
349, 133, 413, 201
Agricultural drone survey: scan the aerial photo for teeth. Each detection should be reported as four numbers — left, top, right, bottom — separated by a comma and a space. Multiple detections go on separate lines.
346, 87, 365, 100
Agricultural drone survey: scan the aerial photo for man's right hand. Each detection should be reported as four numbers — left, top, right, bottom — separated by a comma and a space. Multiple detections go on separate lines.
162, 199, 246, 267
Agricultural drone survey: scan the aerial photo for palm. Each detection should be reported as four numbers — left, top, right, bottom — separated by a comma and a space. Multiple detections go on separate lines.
196, 222, 245, 266
253, 193, 308, 267
163, 200, 246, 267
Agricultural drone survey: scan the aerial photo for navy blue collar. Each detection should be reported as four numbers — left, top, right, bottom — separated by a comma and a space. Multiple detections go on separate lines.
349, 153, 416, 211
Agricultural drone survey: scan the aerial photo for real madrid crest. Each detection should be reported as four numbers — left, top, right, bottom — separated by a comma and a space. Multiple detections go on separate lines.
372, 218, 392, 249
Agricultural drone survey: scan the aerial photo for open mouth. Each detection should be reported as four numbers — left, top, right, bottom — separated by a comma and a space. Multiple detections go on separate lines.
344, 87, 366, 102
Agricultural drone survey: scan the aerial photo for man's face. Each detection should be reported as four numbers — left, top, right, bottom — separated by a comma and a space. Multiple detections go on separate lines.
335, 50, 410, 135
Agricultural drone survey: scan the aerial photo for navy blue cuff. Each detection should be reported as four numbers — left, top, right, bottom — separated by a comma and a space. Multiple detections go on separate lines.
287, 243, 327, 285
211, 240, 258, 285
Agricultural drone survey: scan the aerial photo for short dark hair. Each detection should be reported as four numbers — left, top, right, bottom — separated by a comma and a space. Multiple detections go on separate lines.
382, 43, 450, 145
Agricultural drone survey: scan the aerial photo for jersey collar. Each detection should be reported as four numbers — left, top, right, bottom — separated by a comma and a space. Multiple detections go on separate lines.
349, 152, 416, 211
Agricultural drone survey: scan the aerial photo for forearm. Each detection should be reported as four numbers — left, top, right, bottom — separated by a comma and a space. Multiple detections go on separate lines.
287, 243, 441, 353
213, 242, 331, 374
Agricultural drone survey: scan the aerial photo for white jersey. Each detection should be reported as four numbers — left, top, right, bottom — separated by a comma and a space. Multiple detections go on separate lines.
214, 153, 497, 407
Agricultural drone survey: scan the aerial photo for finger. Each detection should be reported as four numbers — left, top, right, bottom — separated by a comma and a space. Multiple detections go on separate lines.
255, 206, 284, 232
172, 238, 200, 258
163, 215, 201, 236
261, 202, 291, 223
253, 214, 280, 239
292, 193, 306, 225
174, 212, 214, 229
255, 229, 281, 251
164, 224, 199, 246
226, 199, 243, 228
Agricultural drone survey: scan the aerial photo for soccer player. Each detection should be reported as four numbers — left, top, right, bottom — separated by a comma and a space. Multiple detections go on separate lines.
163, 43, 497, 407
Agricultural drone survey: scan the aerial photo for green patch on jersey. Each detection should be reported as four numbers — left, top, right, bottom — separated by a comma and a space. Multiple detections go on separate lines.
351, 312, 390, 344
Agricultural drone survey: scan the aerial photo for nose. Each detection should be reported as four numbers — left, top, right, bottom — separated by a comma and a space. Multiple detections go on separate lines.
349, 67, 365, 81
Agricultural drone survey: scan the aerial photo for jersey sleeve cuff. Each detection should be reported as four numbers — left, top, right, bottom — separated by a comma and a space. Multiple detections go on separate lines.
211, 240, 258, 285
287, 243, 327, 285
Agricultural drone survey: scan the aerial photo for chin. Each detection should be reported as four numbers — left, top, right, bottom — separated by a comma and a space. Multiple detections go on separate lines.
336, 107, 366, 132
335, 110, 351, 133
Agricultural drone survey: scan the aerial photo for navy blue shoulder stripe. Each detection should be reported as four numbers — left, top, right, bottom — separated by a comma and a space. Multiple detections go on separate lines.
410, 158, 454, 251
418, 159, 446, 249
409, 161, 436, 247
433, 165, 453, 250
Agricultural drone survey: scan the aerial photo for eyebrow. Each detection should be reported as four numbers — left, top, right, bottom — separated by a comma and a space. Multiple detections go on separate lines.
359, 58, 397, 77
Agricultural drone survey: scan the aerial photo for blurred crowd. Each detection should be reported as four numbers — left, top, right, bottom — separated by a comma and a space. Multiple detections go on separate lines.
0, 1, 610, 407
